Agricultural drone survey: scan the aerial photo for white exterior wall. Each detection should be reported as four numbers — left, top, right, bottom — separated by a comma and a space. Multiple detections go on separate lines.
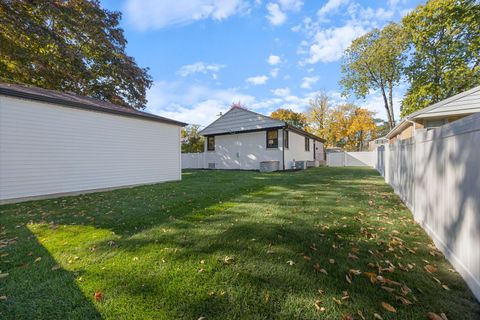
204, 130, 283, 170
284, 130, 314, 169
0, 96, 181, 203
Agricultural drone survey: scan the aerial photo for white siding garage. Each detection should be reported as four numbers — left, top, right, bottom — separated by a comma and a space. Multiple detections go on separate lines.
0, 83, 186, 203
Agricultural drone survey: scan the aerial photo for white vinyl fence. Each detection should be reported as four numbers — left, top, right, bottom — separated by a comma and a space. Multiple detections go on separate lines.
376, 113, 480, 300
327, 151, 376, 167
182, 153, 206, 169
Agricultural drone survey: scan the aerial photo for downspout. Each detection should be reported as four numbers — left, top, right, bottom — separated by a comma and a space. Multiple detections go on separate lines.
404, 118, 417, 138
282, 127, 285, 170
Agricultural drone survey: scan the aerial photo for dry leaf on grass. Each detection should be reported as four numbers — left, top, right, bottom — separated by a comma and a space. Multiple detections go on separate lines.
442, 284, 450, 291
0, 273, 8, 278
424, 264, 437, 273
427, 312, 445, 320
329, 259, 335, 264
357, 310, 366, 320
381, 302, 396, 313
314, 300, 325, 312
345, 274, 352, 284
94, 291, 103, 301
373, 313, 384, 320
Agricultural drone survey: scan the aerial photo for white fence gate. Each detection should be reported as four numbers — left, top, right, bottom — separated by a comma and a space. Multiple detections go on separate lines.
327, 151, 376, 167
376, 113, 480, 300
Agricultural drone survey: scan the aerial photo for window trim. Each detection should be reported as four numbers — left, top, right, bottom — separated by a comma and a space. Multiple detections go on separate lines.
207, 136, 215, 151
266, 129, 279, 148
284, 130, 289, 149
305, 136, 310, 152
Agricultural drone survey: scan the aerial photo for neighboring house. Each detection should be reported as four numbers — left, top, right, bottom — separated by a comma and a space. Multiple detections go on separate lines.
368, 136, 388, 150
387, 85, 480, 142
198, 106, 325, 170
0, 83, 186, 204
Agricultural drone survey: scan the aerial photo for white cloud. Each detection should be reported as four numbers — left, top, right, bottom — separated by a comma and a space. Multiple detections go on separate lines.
317, 0, 350, 17
306, 23, 366, 63
177, 62, 225, 77
146, 81, 255, 126
270, 68, 280, 78
300, 76, 319, 89
267, 54, 281, 65
297, 0, 409, 64
278, 0, 303, 11
271, 87, 291, 97
246, 75, 269, 85
124, 0, 249, 30
266, 2, 287, 25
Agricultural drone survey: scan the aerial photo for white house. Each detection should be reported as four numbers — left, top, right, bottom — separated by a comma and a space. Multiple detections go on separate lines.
0, 83, 186, 204
198, 107, 325, 171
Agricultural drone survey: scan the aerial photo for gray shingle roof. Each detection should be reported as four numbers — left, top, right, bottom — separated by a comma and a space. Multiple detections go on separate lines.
0, 82, 187, 126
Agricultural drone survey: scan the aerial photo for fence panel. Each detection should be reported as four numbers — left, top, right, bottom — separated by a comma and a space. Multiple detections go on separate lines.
376, 113, 480, 301
181, 153, 206, 169
327, 151, 376, 167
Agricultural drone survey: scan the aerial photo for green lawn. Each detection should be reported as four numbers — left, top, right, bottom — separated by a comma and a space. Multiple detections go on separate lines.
1, 168, 479, 319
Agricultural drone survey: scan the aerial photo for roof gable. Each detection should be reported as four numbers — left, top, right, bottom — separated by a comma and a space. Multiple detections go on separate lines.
413, 85, 480, 119
199, 107, 285, 135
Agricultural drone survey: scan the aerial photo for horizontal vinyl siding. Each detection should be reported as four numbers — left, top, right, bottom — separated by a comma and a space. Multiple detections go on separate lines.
0, 96, 181, 201
204, 130, 283, 170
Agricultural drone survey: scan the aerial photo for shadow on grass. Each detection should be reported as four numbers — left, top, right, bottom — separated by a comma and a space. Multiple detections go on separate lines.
1, 168, 479, 319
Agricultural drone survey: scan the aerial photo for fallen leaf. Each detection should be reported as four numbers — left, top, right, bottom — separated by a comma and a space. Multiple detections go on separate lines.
424, 265, 437, 273
286, 260, 295, 266
329, 259, 335, 264
223, 256, 234, 265
381, 302, 396, 313
442, 284, 450, 291
396, 295, 412, 305
373, 313, 383, 320
349, 269, 361, 276
381, 286, 395, 293
357, 310, 366, 320
51, 265, 61, 271
94, 291, 103, 301
427, 312, 444, 320
0, 273, 9, 278
314, 300, 325, 312
343, 316, 353, 320
333, 297, 342, 305
34, 257, 42, 263
345, 274, 352, 284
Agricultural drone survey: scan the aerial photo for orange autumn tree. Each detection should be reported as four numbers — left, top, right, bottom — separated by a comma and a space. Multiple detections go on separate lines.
325, 104, 377, 151
270, 108, 308, 129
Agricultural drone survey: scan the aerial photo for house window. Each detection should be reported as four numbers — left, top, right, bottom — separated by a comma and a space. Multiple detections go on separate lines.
207, 136, 215, 151
284, 130, 289, 149
305, 137, 310, 151
266, 130, 278, 148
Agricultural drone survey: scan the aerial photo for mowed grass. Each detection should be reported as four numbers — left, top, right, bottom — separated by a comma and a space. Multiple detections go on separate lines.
1, 167, 479, 319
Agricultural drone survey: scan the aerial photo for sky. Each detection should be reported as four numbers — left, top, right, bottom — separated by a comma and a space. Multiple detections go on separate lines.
101, 0, 424, 128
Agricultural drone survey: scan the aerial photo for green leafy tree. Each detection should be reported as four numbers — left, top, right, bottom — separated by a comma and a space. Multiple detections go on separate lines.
181, 125, 204, 153
401, 0, 480, 116
341, 23, 407, 129
0, 0, 152, 109
270, 108, 308, 129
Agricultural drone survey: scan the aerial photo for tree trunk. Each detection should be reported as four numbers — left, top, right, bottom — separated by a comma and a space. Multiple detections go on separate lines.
380, 86, 395, 130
